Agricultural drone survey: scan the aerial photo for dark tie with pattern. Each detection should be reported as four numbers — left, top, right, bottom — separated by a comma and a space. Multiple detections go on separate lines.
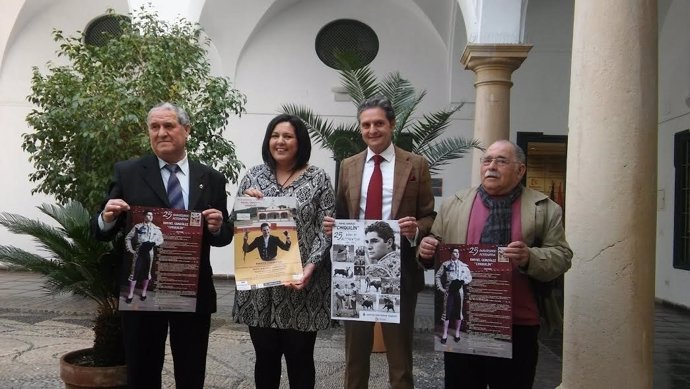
164, 164, 185, 209
365, 155, 383, 219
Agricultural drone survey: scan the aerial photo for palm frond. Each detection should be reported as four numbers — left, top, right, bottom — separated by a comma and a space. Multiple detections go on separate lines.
379, 72, 417, 108
281, 104, 336, 148
327, 125, 366, 160
419, 138, 483, 175
338, 66, 378, 105
0, 212, 76, 262
282, 103, 362, 161
0, 246, 62, 274
378, 72, 421, 132
281, 64, 480, 174
407, 105, 462, 151
0, 202, 113, 304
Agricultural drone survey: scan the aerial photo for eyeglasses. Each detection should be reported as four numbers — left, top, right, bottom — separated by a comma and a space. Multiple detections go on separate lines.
480, 157, 516, 167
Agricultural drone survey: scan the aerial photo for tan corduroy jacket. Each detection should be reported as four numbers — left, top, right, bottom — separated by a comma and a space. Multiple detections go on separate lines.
430, 186, 573, 332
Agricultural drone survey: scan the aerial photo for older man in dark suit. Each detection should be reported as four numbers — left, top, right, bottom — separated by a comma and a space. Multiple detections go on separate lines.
91, 102, 233, 389
324, 97, 436, 389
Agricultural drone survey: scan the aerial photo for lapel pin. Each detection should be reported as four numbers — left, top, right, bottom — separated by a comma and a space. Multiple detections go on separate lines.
199, 184, 204, 189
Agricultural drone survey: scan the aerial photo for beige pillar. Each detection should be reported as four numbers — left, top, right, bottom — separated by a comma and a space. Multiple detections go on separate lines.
460, 44, 532, 185
560, 1, 657, 388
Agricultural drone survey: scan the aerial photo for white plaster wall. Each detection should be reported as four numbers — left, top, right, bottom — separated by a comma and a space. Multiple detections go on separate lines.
0, 0, 128, 255
212, 0, 475, 274
2, 0, 682, 308
129, 0, 193, 23
232, 0, 450, 114
476, 0, 526, 43
0, 0, 25, 69
656, 0, 690, 308
198, 0, 278, 77
511, 0, 573, 136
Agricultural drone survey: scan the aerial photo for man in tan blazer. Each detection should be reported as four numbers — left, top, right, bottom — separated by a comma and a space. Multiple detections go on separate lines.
324, 97, 435, 389
419, 140, 572, 389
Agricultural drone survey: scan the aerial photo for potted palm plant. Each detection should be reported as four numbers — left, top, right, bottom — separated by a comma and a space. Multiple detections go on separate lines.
0, 6, 246, 388
0, 202, 126, 387
282, 63, 481, 188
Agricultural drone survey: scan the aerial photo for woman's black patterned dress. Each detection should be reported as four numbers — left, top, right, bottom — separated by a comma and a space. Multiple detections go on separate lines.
232, 164, 335, 331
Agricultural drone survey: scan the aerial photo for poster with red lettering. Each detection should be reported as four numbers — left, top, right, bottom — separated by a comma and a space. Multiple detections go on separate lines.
119, 206, 203, 312
433, 244, 512, 358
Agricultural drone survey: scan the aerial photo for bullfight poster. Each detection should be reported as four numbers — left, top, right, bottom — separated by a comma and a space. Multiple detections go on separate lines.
330, 219, 401, 324
434, 244, 513, 358
232, 196, 303, 290
119, 206, 203, 312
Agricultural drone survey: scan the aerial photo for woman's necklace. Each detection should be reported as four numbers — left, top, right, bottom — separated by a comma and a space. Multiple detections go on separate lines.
277, 168, 296, 189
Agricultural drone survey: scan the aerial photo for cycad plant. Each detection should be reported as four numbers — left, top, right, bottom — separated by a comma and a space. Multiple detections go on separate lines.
282, 64, 480, 181
0, 202, 124, 366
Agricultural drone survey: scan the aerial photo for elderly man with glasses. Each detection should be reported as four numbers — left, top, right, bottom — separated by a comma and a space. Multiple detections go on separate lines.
419, 140, 572, 389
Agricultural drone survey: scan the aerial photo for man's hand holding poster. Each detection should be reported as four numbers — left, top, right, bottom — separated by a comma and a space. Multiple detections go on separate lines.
331, 219, 401, 324
434, 244, 513, 358
232, 196, 302, 290
120, 206, 203, 312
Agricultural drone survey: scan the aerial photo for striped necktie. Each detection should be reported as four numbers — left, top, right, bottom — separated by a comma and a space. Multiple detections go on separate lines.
164, 164, 185, 209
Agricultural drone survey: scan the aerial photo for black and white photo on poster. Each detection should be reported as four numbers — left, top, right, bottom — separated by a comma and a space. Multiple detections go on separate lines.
330, 219, 401, 323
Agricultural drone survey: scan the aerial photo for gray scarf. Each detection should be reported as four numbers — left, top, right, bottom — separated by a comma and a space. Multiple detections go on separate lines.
478, 185, 524, 245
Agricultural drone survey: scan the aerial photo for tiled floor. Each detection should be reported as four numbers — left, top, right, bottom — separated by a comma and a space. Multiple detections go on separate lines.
0, 271, 688, 388
654, 303, 690, 388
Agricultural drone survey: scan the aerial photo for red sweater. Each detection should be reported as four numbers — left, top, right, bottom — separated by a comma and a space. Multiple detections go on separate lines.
466, 194, 539, 326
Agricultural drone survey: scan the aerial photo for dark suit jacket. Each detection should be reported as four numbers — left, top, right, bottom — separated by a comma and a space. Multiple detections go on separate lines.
243, 235, 291, 261
336, 146, 436, 293
91, 154, 233, 313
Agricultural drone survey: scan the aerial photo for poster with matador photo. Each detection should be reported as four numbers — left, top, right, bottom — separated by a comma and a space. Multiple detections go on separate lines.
434, 243, 513, 358
119, 206, 203, 312
232, 196, 302, 290
331, 219, 401, 324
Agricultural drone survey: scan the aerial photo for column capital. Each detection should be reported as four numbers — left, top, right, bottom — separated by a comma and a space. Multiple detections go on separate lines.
460, 44, 533, 72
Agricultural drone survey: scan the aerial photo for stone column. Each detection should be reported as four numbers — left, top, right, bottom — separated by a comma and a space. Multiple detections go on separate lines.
460, 44, 531, 185
560, 1, 657, 389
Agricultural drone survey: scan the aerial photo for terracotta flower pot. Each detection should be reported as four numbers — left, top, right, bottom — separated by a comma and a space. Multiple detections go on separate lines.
59, 348, 127, 389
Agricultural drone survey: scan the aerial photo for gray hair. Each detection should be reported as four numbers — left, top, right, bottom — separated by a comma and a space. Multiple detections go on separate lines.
492, 140, 526, 164
357, 96, 395, 124
147, 102, 190, 127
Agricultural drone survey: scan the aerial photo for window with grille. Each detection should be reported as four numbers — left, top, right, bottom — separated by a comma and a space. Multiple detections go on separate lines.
315, 19, 378, 70
674, 130, 690, 270
84, 14, 129, 47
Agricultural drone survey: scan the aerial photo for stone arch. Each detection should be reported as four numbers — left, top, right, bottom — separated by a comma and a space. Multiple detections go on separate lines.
199, 0, 462, 80
0, 0, 128, 84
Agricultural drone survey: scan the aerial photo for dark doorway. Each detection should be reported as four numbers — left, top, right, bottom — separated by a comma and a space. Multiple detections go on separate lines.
517, 132, 568, 350
516, 132, 567, 214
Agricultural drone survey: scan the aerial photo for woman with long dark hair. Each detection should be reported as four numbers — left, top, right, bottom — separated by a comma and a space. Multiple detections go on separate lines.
232, 114, 335, 389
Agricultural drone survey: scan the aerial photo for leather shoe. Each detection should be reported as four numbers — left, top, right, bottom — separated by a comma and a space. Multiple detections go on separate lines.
140, 295, 147, 301
454, 336, 461, 342
440, 337, 447, 344
125, 297, 133, 304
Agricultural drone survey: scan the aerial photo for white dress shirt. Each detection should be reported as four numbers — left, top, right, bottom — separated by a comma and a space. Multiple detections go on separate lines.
158, 154, 190, 210
358, 143, 395, 219
99, 154, 191, 231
